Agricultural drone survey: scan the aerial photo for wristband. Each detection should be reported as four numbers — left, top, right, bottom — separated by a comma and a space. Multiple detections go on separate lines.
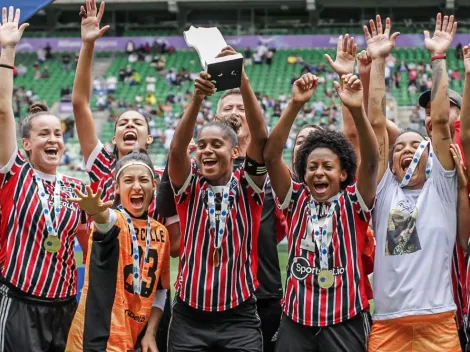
431, 54, 446, 61
0, 64, 14, 70
244, 155, 267, 176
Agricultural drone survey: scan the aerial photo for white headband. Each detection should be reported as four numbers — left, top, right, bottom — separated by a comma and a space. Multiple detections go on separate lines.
115, 161, 155, 180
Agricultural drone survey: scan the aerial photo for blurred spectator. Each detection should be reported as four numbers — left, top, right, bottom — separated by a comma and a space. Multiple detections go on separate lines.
119, 66, 126, 82
126, 40, 135, 54
45, 43, 53, 59
17, 63, 27, 76
457, 43, 463, 60
244, 48, 253, 66
106, 75, 117, 94
130, 71, 141, 86
93, 77, 103, 93
40, 67, 50, 79
265, 50, 273, 65
146, 93, 157, 106
37, 48, 46, 64
146, 76, 157, 93
451, 68, 461, 80
62, 53, 72, 71
162, 124, 176, 150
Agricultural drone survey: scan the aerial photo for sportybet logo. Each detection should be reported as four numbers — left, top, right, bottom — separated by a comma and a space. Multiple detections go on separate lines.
291, 257, 345, 281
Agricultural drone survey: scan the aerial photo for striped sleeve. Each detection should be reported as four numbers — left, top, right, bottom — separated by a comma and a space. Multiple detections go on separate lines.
85, 141, 115, 188
0, 148, 26, 187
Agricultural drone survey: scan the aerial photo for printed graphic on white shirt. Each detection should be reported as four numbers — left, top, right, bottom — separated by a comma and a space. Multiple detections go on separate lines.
386, 199, 420, 256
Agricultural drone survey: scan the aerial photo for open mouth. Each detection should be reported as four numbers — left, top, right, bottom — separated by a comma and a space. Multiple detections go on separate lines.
45, 147, 58, 156
313, 182, 329, 193
400, 157, 413, 173
123, 131, 138, 144
202, 158, 217, 168
130, 194, 144, 209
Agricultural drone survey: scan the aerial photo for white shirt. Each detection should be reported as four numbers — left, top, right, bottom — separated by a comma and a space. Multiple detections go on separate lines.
372, 154, 457, 320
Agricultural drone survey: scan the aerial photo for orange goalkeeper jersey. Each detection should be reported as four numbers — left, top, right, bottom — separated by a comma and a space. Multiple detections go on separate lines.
66, 210, 170, 352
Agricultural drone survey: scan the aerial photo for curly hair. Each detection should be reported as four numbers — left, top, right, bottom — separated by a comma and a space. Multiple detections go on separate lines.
294, 129, 357, 190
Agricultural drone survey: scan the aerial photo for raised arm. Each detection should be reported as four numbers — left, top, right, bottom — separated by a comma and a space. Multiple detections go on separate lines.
0, 7, 28, 167
364, 16, 399, 183
450, 144, 470, 250
263, 74, 318, 203
218, 46, 268, 187
424, 13, 456, 170
357, 50, 372, 114
461, 44, 470, 181
72, 0, 110, 160
334, 74, 378, 207
168, 72, 215, 187
325, 35, 359, 159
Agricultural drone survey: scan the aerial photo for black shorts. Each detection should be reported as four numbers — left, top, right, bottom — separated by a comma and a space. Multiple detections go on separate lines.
256, 298, 282, 352
275, 312, 371, 352
0, 283, 77, 352
168, 296, 262, 352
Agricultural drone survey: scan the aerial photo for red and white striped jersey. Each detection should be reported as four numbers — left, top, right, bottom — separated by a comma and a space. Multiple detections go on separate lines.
0, 150, 85, 298
173, 162, 264, 312
280, 180, 371, 327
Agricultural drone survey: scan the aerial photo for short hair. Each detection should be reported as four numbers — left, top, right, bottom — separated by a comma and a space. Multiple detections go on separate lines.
216, 88, 242, 115
199, 121, 239, 146
388, 129, 427, 169
294, 129, 356, 190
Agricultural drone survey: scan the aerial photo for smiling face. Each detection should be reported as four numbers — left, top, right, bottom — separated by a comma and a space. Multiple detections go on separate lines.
113, 111, 153, 158
391, 131, 428, 189
22, 114, 64, 174
115, 164, 157, 218
196, 125, 240, 186
304, 147, 347, 202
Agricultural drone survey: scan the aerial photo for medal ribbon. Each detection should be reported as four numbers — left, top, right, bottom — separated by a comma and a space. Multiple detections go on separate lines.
34, 172, 62, 239
118, 206, 151, 295
399, 139, 433, 188
207, 178, 233, 252
306, 194, 339, 270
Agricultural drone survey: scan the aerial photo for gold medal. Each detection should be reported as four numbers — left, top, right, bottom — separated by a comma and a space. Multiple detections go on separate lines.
213, 248, 220, 267
318, 270, 334, 289
43, 235, 61, 253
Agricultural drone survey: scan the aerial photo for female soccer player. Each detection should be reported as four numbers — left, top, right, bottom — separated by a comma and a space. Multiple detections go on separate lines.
264, 70, 378, 352
366, 14, 461, 350
72, 0, 180, 257
66, 149, 170, 352
167, 50, 267, 351
0, 7, 88, 351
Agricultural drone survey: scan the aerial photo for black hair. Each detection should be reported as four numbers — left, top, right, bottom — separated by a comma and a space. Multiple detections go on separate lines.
113, 148, 155, 208
113, 110, 151, 158
198, 121, 239, 146
294, 129, 356, 190
22, 102, 59, 158
388, 128, 427, 170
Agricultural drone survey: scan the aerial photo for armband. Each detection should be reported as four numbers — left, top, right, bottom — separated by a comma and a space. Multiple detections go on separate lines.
244, 155, 267, 176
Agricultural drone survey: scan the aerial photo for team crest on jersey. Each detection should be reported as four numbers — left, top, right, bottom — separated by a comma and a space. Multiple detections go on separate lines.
291, 256, 345, 281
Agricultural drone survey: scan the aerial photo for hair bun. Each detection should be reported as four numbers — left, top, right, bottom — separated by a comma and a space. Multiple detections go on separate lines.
29, 101, 49, 114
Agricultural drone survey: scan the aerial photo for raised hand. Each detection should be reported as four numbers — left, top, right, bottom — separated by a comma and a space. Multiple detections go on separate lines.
357, 50, 372, 77
363, 16, 400, 59
424, 14, 457, 56
0, 7, 29, 49
292, 73, 319, 105
194, 72, 216, 99
450, 144, 468, 189
334, 74, 363, 109
216, 45, 246, 76
325, 34, 357, 76
80, 0, 110, 43
68, 186, 113, 215
463, 45, 470, 73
